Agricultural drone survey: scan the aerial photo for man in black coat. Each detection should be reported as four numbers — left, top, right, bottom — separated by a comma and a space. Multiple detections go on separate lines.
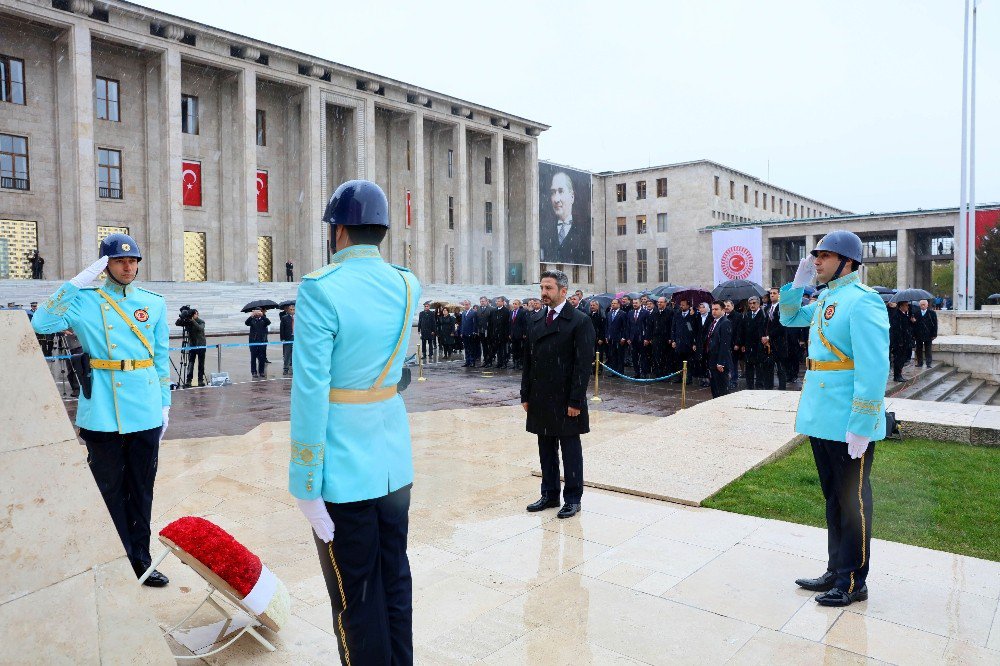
693, 302, 712, 386
625, 301, 652, 378
763, 287, 788, 389
671, 299, 696, 384
605, 298, 627, 374
650, 297, 673, 378
725, 300, 743, 390
913, 299, 938, 368
587, 299, 606, 365
491, 297, 512, 369
509, 299, 529, 370
417, 301, 437, 360
245, 308, 271, 378
706, 301, 734, 398
477, 296, 495, 367
740, 296, 768, 389
279, 304, 295, 376
522, 270, 595, 520
889, 301, 916, 381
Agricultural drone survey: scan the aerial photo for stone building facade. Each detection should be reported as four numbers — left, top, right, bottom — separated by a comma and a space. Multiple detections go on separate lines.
0, 0, 546, 283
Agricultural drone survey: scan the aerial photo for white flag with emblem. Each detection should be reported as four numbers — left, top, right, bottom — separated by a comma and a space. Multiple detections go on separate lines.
712, 227, 763, 287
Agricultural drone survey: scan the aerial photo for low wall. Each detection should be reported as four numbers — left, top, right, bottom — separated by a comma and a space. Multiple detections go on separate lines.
936, 310, 1000, 337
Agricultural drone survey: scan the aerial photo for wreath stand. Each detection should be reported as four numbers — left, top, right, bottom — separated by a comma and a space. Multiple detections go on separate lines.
141, 536, 278, 659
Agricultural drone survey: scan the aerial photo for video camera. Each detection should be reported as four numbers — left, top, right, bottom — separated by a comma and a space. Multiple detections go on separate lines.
176, 304, 197, 326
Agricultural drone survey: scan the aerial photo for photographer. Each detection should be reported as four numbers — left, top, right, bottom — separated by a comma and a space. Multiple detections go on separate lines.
175, 306, 207, 388
245, 308, 271, 378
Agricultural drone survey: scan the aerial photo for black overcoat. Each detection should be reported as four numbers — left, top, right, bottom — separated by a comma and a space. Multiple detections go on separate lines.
520, 304, 596, 436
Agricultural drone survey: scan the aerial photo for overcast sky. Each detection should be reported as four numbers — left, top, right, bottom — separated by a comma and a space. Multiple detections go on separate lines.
139, 0, 999, 214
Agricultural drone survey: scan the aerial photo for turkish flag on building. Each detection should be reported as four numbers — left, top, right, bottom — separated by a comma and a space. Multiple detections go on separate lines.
256, 170, 268, 213
182, 161, 202, 207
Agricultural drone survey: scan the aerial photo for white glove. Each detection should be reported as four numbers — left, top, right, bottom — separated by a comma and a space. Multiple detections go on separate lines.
297, 497, 334, 543
160, 407, 170, 441
845, 431, 870, 459
70, 256, 109, 288
792, 257, 817, 289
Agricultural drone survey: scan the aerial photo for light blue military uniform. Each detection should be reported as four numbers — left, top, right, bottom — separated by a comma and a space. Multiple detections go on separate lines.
288, 245, 421, 503
780, 271, 889, 441
31, 279, 171, 433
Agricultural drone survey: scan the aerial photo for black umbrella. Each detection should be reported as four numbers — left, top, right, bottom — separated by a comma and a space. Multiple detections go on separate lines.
890, 288, 933, 303
649, 284, 680, 297
879, 292, 894, 303
278, 299, 296, 308
241, 299, 280, 312
671, 288, 713, 308
712, 279, 766, 302
580, 294, 612, 311
626, 291, 642, 300
988, 293, 1000, 304
870, 286, 894, 294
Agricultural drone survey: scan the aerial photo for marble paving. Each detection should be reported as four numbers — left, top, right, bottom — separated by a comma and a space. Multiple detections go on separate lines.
142, 406, 1000, 665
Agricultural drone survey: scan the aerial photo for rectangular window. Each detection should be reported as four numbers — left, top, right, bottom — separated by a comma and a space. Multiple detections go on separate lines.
794, 203, 798, 217
484, 156, 491, 184
97, 148, 122, 199
636, 180, 646, 200
656, 212, 668, 232
572, 265, 580, 284
406, 140, 411, 171
447, 149, 453, 177
636, 248, 647, 283
656, 177, 668, 197
255, 109, 266, 146
729, 180, 735, 200
0, 55, 26, 105
0, 133, 29, 190
771, 195, 775, 212
657, 247, 668, 282
616, 249, 627, 283
636, 215, 647, 235
588, 253, 594, 283
616, 183, 626, 202
779, 198, 784, 214
448, 196, 454, 230
616, 216, 626, 236
181, 94, 199, 135
484, 201, 493, 233
713, 175, 719, 195
95, 76, 120, 121
744, 184, 749, 203
754, 190, 759, 207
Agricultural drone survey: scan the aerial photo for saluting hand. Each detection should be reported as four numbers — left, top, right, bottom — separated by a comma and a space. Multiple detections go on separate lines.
70, 255, 109, 288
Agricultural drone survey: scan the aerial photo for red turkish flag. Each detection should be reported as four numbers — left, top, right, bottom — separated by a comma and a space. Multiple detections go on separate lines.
182, 161, 202, 207
256, 170, 268, 213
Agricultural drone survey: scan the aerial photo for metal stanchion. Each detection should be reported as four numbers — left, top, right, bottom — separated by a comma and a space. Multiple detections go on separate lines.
417, 350, 426, 382
681, 360, 688, 409
591, 350, 602, 402
216, 344, 222, 374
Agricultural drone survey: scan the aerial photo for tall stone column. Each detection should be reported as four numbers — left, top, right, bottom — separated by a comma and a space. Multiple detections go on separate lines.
299, 84, 323, 271
359, 97, 376, 179
220, 67, 257, 282
526, 139, 540, 284
409, 111, 428, 278
490, 132, 506, 285
760, 233, 773, 288
54, 23, 96, 277
896, 227, 913, 289
455, 122, 470, 282
145, 47, 183, 281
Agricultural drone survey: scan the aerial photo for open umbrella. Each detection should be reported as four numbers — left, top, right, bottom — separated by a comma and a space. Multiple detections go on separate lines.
241, 299, 279, 313
671, 288, 712, 308
649, 284, 679, 297
890, 288, 933, 303
987, 293, 1000, 305
870, 286, 894, 294
712, 279, 766, 302
278, 299, 296, 309
579, 294, 613, 312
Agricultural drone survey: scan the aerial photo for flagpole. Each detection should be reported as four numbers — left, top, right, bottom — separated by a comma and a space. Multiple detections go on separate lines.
968, 0, 978, 309
955, 0, 971, 310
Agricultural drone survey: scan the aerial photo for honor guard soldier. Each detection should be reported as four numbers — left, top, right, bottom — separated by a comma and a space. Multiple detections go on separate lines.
31, 233, 171, 587
779, 230, 889, 607
290, 180, 421, 666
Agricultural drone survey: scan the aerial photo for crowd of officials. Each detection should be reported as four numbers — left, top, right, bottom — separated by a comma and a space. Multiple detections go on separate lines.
417, 287, 942, 396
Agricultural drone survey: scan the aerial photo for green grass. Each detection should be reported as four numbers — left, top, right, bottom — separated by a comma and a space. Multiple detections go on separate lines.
703, 438, 1000, 562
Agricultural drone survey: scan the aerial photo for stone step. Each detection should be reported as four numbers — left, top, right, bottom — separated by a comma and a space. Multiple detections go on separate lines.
892, 365, 956, 400
941, 376, 987, 404
985, 385, 1000, 406
917, 371, 970, 402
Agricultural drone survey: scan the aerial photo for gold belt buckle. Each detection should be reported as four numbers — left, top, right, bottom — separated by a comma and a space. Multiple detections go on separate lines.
121, 359, 134, 371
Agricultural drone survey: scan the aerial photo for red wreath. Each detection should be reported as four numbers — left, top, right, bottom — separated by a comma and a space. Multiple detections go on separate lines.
160, 516, 261, 596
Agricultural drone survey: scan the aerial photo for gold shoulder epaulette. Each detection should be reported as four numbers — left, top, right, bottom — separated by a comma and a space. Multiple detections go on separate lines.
303, 263, 343, 280
137, 287, 164, 298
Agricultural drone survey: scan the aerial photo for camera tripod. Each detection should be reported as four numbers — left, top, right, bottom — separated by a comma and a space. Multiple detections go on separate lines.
169, 328, 190, 389
50, 333, 78, 399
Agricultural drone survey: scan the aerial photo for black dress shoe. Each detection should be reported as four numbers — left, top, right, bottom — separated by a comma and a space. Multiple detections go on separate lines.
894, 376, 905, 382
795, 570, 837, 592
815, 585, 867, 606
141, 569, 170, 587
557, 503, 581, 519
526, 496, 560, 512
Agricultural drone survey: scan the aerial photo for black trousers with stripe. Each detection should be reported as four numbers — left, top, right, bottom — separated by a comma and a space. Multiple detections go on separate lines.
314, 485, 413, 666
809, 437, 875, 593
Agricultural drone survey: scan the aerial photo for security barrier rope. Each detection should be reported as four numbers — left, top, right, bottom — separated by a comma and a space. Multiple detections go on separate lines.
597, 362, 683, 383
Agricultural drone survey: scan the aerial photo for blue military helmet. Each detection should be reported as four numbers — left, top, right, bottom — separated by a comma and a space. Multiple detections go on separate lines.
99, 232, 142, 262
322, 179, 390, 228
811, 230, 863, 264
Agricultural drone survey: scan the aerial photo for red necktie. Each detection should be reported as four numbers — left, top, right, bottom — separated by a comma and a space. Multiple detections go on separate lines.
546, 309, 555, 326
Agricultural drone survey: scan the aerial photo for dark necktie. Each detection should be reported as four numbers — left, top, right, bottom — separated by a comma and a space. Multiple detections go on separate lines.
546, 309, 555, 326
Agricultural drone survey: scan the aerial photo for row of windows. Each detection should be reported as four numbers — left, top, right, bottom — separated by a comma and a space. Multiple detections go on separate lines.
616, 248, 668, 284
712, 175, 830, 219
616, 213, 668, 236
615, 177, 668, 203
713, 211, 757, 223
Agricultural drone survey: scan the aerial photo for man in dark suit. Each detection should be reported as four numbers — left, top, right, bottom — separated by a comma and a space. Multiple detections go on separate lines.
510, 299, 529, 370
650, 297, 673, 378
725, 300, 743, 390
706, 301, 734, 398
889, 301, 915, 381
279, 304, 294, 377
491, 297, 512, 369
740, 296, 768, 389
671, 299, 696, 384
244, 308, 271, 378
540, 171, 590, 265
605, 298, 627, 374
417, 301, 437, 361
913, 299, 938, 368
477, 296, 495, 367
693, 302, 711, 386
522, 269, 595, 520
763, 287, 789, 389
588, 299, 606, 364
625, 300, 651, 378
459, 300, 480, 367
